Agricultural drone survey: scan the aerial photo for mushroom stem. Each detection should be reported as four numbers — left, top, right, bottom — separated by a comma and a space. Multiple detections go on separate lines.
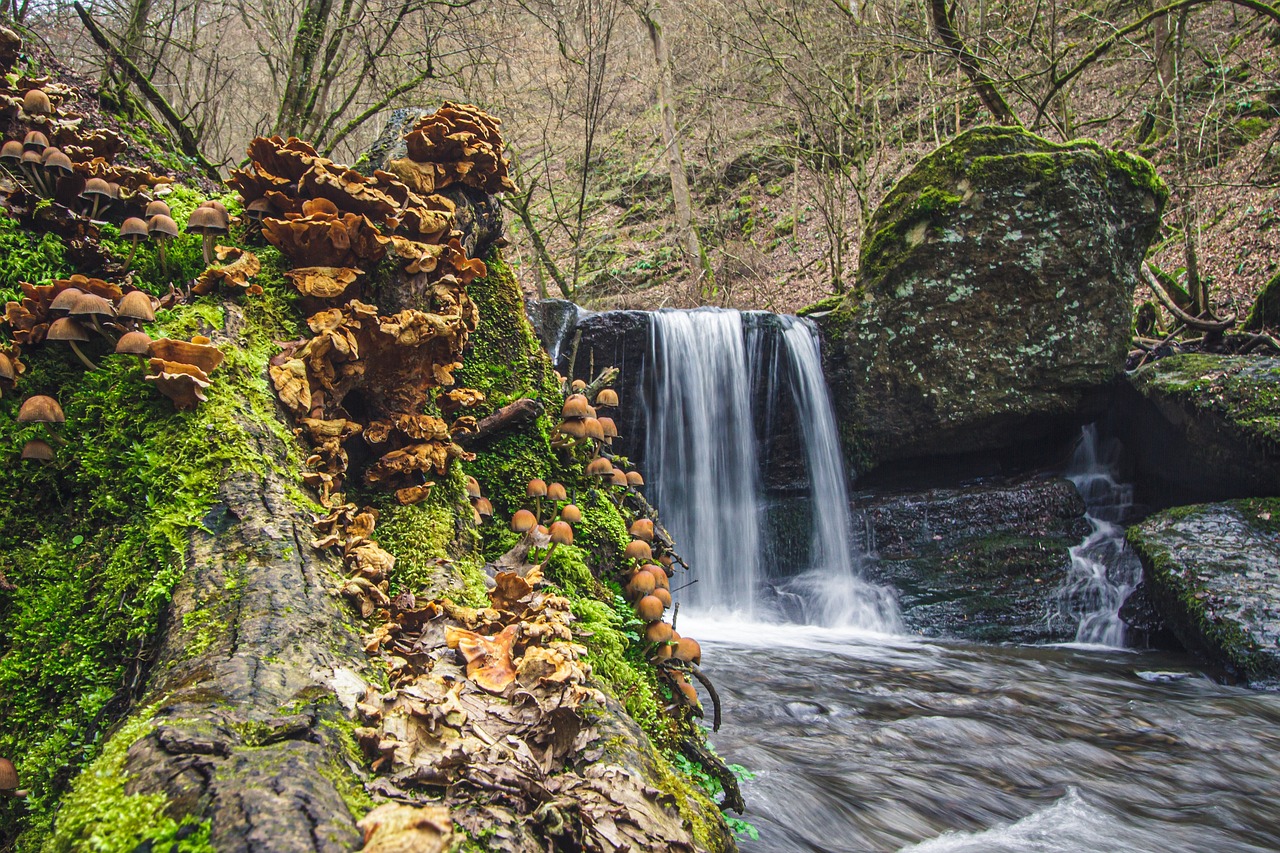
535, 496, 542, 524
89, 196, 101, 220
543, 542, 559, 565
67, 340, 99, 371
123, 239, 139, 270
202, 233, 215, 266
23, 164, 47, 196
42, 425, 69, 446
157, 238, 169, 277
89, 316, 119, 346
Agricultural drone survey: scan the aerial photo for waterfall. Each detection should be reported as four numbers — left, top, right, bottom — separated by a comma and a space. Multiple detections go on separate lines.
1057, 425, 1143, 647
643, 308, 899, 631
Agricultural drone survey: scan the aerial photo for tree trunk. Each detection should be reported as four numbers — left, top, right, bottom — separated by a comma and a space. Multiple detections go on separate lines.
636, 2, 712, 295
277, 0, 335, 136
929, 0, 1021, 127
107, 306, 368, 851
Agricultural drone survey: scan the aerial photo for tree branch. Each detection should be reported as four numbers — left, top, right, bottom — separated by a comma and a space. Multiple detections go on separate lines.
929, 0, 1021, 126
73, 1, 221, 181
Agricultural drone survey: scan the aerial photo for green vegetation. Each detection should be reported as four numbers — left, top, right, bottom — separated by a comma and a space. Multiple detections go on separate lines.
0, 204, 308, 849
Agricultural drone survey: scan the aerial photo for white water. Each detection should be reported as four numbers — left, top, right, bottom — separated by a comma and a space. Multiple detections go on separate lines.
1056, 426, 1143, 647
644, 308, 898, 631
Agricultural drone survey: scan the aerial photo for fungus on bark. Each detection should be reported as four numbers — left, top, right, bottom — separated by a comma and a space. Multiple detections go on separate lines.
193, 245, 261, 295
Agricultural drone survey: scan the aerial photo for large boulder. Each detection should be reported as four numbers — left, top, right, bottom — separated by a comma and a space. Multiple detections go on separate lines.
1128, 498, 1280, 685
814, 126, 1166, 473
1115, 354, 1280, 505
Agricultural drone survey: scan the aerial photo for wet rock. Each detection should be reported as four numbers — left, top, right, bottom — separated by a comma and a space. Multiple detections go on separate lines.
565, 309, 652, 461
815, 126, 1166, 473
1114, 354, 1280, 505
859, 477, 1091, 643
1128, 498, 1280, 686
526, 298, 582, 366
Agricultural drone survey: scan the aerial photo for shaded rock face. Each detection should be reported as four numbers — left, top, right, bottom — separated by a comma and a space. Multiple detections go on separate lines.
1129, 498, 1280, 686
858, 477, 1091, 643
1114, 354, 1280, 506
817, 126, 1166, 473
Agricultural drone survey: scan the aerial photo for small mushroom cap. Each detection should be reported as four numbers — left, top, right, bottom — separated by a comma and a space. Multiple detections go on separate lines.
199, 199, 229, 218
42, 150, 73, 174
187, 205, 226, 234
626, 570, 657, 599
558, 419, 588, 439
586, 457, 613, 477
245, 198, 273, 219
595, 388, 619, 407
510, 509, 536, 533
626, 471, 645, 487
674, 636, 702, 665
644, 621, 673, 644
536, 524, 549, 537
17, 395, 64, 423
116, 290, 156, 322
546, 482, 567, 502
625, 539, 653, 561
0, 757, 17, 790
148, 214, 179, 238
629, 519, 654, 542
0, 140, 22, 162
22, 130, 48, 151
636, 594, 664, 622
47, 316, 91, 342
526, 478, 547, 498
22, 88, 51, 114
465, 475, 481, 499
20, 439, 53, 461
676, 676, 700, 706
115, 330, 153, 355
562, 393, 590, 418
653, 587, 672, 607
48, 287, 85, 314
474, 497, 493, 518
609, 468, 628, 487
21, 150, 40, 166
650, 639, 674, 661
120, 217, 149, 240
570, 379, 587, 391
0, 353, 14, 382
598, 416, 618, 438
584, 417, 605, 441
549, 520, 574, 545
69, 292, 116, 319
83, 177, 113, 198
145, 199, 171, 219
643, 564, 670, 590
559, 504, 582, 524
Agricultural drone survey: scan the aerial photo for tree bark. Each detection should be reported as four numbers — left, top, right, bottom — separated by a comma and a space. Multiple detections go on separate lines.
929, 0, 1021, 127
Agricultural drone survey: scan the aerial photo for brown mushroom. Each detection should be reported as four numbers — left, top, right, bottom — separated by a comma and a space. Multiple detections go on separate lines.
562, 393, 590, 418
546, 481, 567, 502
22, 88, 51, 115
598, 416, 618, 442
474, 497, 493, 519
148, 214, 179, 276
653, 587, 672, 608
47, 317, 97, 370
626, 569, 656, 599
145, 199, 171, 219
510, 509, 536, 534
586, 457, 613, 477
526, 478, 547, 498
17, 395, 64, 424
22, 131, 48, 153
116, 290, 156, 326
636, 594, 665, 622
465, 475, 481, 499
115, 330, 153, 364
644, 621, 674, 644
595, 388, 619, 407
549, 520, 573, 546
625, 539, 653, 561
119, 217, 150, 270
558, 418, 588, 439
69, 292, 117, 341
626, 471, 645, 488
559, 504, 582, 524
0, 140, 22, 168
81, 178, 114, 219
0, 757, 17, 791
629, 519, 654, 542
48, 287, 84, 316
584, 417, 605, 442
20, 438, 53, 462
610, 468, 628, 487
674, 636, 702, 665
187, 204, 228, 265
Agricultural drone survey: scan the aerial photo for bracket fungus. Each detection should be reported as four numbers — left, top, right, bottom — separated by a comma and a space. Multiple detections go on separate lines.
143, 337, 225, 410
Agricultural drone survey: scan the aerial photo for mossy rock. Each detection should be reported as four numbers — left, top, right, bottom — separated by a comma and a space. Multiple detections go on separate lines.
1117, 354, 1280, 503
815, 126, 1166, 474
1129, 498, 1280, 685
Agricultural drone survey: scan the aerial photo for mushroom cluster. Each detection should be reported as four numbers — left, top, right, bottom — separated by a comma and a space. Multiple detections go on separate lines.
16, 394, 64, 462
387, 102, 517, 196
235, 130, 501, 506
3, 276, 160, 366
314, 502, 399, 619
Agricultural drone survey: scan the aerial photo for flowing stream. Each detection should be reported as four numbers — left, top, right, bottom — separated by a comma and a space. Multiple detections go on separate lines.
579, 305, 1280, 852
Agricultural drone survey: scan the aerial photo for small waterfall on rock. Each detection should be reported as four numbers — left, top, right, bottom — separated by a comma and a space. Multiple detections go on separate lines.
643, 308, 898, 631
1057, 425, 1143, 646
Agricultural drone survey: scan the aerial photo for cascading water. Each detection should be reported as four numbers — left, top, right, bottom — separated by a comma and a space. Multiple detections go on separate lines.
642, 308, 898, 631
1056, 425, 1144, 647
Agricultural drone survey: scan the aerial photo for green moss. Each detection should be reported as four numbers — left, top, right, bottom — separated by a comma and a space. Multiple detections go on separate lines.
0, 215, 67, 294
1132, 353, 1280, 448
1245, 269, 1280, 331
0, 232, 309, 849
46, 709, 214, 853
